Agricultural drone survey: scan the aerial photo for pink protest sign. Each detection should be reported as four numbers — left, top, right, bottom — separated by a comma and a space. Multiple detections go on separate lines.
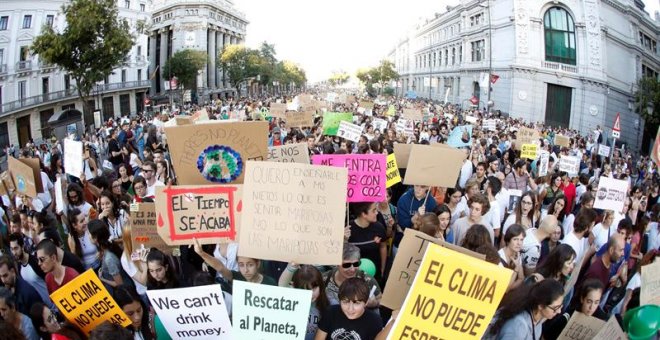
312, 154, 386, 202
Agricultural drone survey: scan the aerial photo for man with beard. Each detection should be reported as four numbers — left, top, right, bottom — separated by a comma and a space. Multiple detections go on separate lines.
581, 234, 626, 289
8, 233, 53, 309
0, 255, 44, 316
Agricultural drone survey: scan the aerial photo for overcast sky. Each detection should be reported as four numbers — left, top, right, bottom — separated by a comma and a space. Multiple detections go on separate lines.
235, 0, 660, 83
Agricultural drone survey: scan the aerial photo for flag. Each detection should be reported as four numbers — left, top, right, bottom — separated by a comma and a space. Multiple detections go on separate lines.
149, 65, 160, 80
490, 74, 500, 84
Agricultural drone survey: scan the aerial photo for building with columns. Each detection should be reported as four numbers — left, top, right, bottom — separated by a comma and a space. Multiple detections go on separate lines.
388, 0, 659, 151
148, 0, 247, 102
0, 0, 151, 148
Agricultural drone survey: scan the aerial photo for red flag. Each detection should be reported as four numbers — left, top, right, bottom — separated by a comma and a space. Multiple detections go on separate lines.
469, 96, 479, 105
490, 74, 500, 84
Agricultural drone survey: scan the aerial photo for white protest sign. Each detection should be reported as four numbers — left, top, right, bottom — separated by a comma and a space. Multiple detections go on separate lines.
559, 156, 579, 176
640, 251, 660, 305
147, 285, 234, 339
337, 120, 364, 143
483, 119, 497, 131
326, 92, 337, 103
232, 280, 311, 340
593, 177, 628, 212
54, 177, 64, 214
372, 118, 388, 133
465, 115, 478, 124
538, 151, 550, 177
267, 143, 310, 164
598, 144, 610, 157
396, 118, 414, 137
63, 139, 83, 178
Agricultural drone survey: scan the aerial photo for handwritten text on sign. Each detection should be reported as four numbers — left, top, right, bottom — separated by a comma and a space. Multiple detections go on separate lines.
239, 161, 347, 265
155, 185, 242, 245
267, 143, 310, 164
386, 153, 401, 188
337, 120, 364, 143
130, 203, 174, 254
51, 269, 131, 334
312, 154, 386, 202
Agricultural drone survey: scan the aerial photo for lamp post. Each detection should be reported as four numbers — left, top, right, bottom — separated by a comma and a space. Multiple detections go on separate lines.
479, 0, 493, 114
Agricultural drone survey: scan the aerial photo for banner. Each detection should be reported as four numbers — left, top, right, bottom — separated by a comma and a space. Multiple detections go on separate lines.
593, 177, 628, 212
464, 115, 478, 124
640, 258, 660, 305
483, 119, 497, 131
359, 100, 374, 110
286, 111, 315, 127
64, 139, 84, 178
50, 269, 131, 334
597, 144, 610, 157
402, 108, 423, 121
557, 312, 605, 340
312, 154, 386, 202
267, 143, 310, 164
155, 185, 242, 245
386, 153, 401, 188
559, 156, 579, 176
386, 243, 511, 340
322, 112, 353, 136
381, 228, 485, 310
232, 281, 311, 340
538, 151, 550, 177
403, 145, 465, 188
129, 203, 174, 254
164, 121, 269, 185
238, 161, 347, 265
372, 118, 388, 133
148, 285, 234, 339
521, 144, 538, 160
337, 120, 364, 143
447, 125, 473, 148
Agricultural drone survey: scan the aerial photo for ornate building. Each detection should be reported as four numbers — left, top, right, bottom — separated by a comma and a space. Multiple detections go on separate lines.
148, 0, 247, 102
388, 0, 659, 150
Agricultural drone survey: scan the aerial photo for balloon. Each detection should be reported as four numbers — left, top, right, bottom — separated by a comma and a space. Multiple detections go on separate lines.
623, 305, 660, 340
359, 258, 376, 277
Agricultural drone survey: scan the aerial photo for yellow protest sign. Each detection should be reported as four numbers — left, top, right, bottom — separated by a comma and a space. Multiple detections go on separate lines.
386, 153, 401, 188
50, 269, 131, 334
387, 243, 511, 340
521, 144, 538, 160
386, 105, 396, 116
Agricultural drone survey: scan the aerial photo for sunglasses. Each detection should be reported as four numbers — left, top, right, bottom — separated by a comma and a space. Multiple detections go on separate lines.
341, 260, 361, 269
546, 304, 563, 312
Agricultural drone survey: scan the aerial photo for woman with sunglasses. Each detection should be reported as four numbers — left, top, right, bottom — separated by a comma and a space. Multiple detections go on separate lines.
29, 302, 84, 340
484, 279, 564, 340
322, 243, 381, 309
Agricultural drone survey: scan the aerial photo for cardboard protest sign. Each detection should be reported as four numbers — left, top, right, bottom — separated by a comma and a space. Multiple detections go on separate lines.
516, 127, 540, 149
386, 105, 396, 116
129, 203, 174, 254
238, 161, 347, 265
0, 171, 14, 195
312, 154, 386, 202
191, 108, 209, 122
559, 156, 580, 176
147, 285, 234, 339
50, 269, 131, 334
386, 243, 511, 340
269, 103, 287, 118
640, 259, 660, 305
285, 111, 315, 127
555, 134, 570, 147
393, 143, 413, 168
564, 255, 584, 297
155, 185, 243, 246
395, 118, 414, 137
593, 177, 628, 212
592, 316, 626, 340
298, 94, 312, 107
538, 151, 550, 176
483, 119, 497, 131
521, 144, 538, 160
447, 125, 473, 148
19, 157, 44, 192
403, 145, 465, 188
8, 156, 38, 197
402, 108, 423, 121
64, 139, 83, 178
386, 153, 401, 188
557, 312, 606, 340
597, 144, 610, 157
359, 100, 374, 110
232, 281, 311, 340
267, 143, 310, 164
381, 228, 485, 310
337, 120, 364, 143
322, 112, 353, 136
165, 121, 268, 185
372, 118, 388, 133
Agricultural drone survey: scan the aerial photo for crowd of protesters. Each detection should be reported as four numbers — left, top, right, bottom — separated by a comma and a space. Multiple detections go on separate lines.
0, 90, 657, 340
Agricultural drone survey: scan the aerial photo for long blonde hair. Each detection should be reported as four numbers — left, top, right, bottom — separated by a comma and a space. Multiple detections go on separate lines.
121, 221, 144, 273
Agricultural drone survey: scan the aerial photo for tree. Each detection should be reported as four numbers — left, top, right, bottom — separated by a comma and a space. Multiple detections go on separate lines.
32, 0, 133, 125
355, 60, 399, 95
277, 60, 306, 89
635, 77, 660, 125
162, 49, 207, 90
219, 44, 262, 89
328, 72, 350, 86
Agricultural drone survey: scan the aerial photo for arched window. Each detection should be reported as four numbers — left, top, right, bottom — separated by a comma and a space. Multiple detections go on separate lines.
544, 7, 576, 65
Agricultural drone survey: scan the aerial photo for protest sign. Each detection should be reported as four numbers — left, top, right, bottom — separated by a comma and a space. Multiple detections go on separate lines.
386, 153, 401, 188
129, 203, 174, 254
394, 144, 413, 168
322, 112, 353, 136
191, 108, 209, 122
18, 157, 43, 192
286, 111, 315, 127
386, 105, 396, 116
517, 127, 540, 147
64, 139, 83, 178
298, 94, 312, 107
360, 100, 374, 110
381, 228, 485, 310
372, 118, 388, 133
396, 118, 414, 137
0, 171, 13, 195
538, 151, 550, 176
593, 177, 628, 212
165, 121, 268, 185
233, 281, 311, 340
598, 144, 611, 157
155, 185, 243, 246
640, 259, 660, 305
55, 178, 65, 214
312, 154, 386, 202
592, 316, 626, 340
8, 156, 38, 197
507, 189, 522, 211
403, 145, 465, 188
521, 144, 538, 160
267, 143, 310, 164
464, 115, 478, 124
402, 108, 423, 121
564, 255, 584, 297
238, 161, 347, 265
50, 269, 131, 334
147, 285, 234, 339
557, 312, 605, 340
386, 243, 511, 340
447, 125, 473, 148
555, 134, 571, 147
269, 103, 287, 118
559, 156, 580, 176
483, 119, 497, 131
337, 120, 364, 143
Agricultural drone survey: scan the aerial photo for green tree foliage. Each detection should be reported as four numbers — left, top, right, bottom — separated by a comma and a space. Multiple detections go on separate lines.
162, 49, 207, 90
355, 60, 399, 94
635, 77, 660, 125
328, 72, 350, 86
32, 0, 133, 118
219, 44, 263, 89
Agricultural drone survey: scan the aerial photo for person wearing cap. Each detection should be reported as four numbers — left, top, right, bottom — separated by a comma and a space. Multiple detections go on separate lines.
504, 160, 538, 192
268, 127, 283, 147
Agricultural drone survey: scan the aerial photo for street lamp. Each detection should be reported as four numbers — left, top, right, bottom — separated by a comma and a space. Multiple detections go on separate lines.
479, 0, 493, 114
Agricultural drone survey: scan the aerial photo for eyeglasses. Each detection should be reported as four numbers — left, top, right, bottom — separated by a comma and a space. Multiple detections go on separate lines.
546, 304, 563, 312
142, 169, 153, 173
341, 260, 361, 269
46, 313, 57, 323
134, 185, 145, 190
112, 184, 121, 188
521, 200, 533, 205
37, 256, 51, 264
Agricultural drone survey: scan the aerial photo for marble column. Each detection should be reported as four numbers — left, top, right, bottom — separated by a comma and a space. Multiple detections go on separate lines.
223, 33, 231, 87
216, 31, 223, 88
148, 33, 157, 94
159, 30, 168, 94
208, 29, 216, 89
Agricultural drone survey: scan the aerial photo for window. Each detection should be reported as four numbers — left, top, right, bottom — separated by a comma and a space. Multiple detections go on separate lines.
124, 0, 130, 9
451, 48, 456, 65
19, 46, 29, 61
0, 16, 7, 30
438, 51, 442, 67
470, 14, 483, 27
459, 46, 462, 63
137, 45, 142, 56
433, 52, 436, 67
45, 15, 54, 28
18, 81, 27, 100
639, 31, 657, 54
0, 123, 9, 155
642, 64, 658, 79
544, 7, 576, 65
471, 40, 485, 61
22, 15, 31, 29
444, 49, 448, 65
64, 74, 71, 90
140, 3, 145, 11
0, 49, 4, 65
121, 69, 127, 82
138, 69, 142, 81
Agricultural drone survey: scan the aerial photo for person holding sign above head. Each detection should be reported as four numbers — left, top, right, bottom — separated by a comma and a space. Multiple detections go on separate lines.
314, 277, 383, 340
0, 287, 40, 340
395, 185, 438, 249
322, 244, 382, 309
348, 202, 388, 280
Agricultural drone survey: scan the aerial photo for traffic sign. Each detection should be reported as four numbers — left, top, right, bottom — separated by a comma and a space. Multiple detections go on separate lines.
612, 112, 621, 139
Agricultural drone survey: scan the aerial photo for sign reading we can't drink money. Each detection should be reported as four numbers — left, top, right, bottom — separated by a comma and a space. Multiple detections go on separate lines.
312, 154, 386, 202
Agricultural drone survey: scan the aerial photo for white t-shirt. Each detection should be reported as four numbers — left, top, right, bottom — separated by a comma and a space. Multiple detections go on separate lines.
496, 189, 510, 223
213, 243, 239, 279
19, 261, 54, 309
498, 248, 521, 267
146, 180, 164, 197
592, 223, 617, 250
37, 172, 54, 206
563, 232, 587, 263
521, 229, 541, 271
121, 253, 148, 295
484, 199, 502, 232
129, 153, 141, 169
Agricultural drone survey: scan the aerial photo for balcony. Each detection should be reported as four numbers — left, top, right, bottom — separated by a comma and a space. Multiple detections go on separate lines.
39, 61, 57, 72
135, 55, 146, 63
17, 60, 32, 71
542, 61, 578, 73
0, 64, 6, 74
0, 80, 151, 117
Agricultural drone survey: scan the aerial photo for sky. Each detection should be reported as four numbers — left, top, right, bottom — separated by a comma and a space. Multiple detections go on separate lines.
235, 0, 660, 83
